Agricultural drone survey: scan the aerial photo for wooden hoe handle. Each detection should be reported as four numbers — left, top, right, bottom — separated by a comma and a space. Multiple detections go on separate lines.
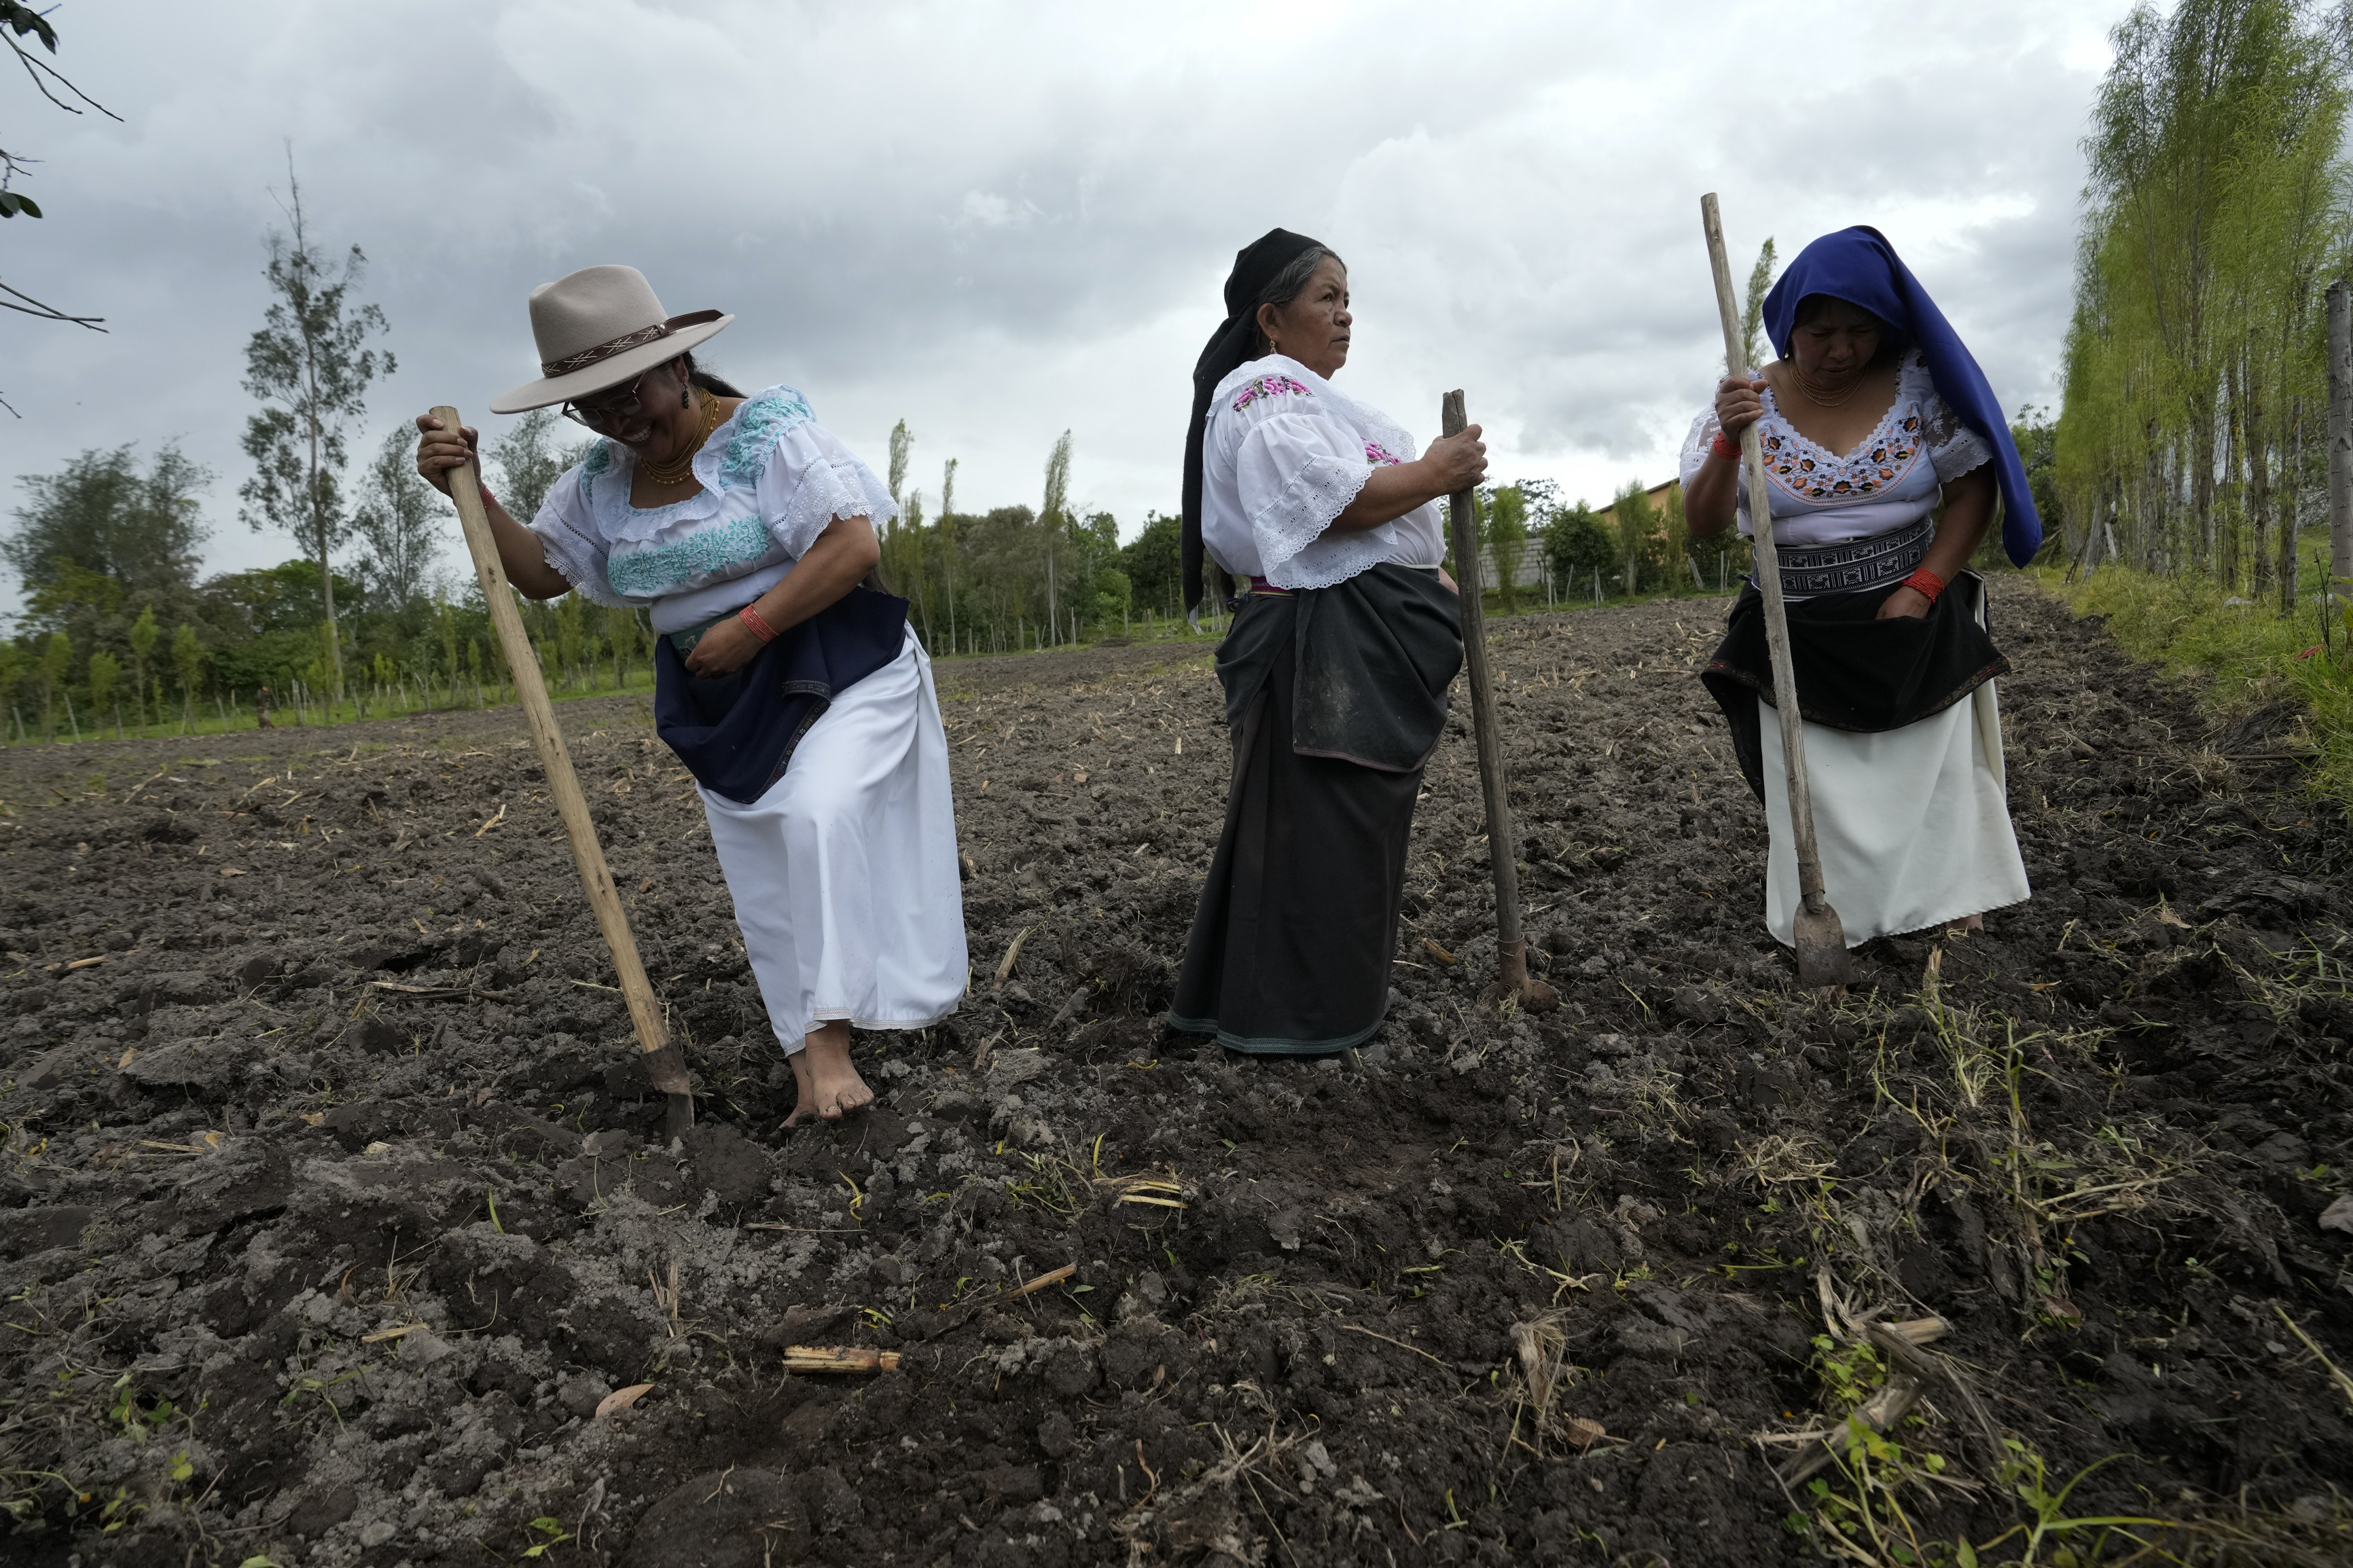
1698, 201, 1854, 988
431, 407, 691, 1100
1695, 201, 1831, 917
1443, 393, 1554, 1013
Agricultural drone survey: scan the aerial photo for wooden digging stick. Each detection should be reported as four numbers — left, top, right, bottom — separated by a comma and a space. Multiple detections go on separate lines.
1443, 390, 1558, 1014
433, 407, 696, 1140
1697, 200, 1856, 988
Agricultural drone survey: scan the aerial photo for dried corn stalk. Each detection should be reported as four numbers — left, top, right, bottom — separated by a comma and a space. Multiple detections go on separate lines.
783, 1347, 901, 1373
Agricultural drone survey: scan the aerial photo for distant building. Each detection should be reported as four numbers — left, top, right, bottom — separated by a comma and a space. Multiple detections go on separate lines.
1593, 478, 1681, 532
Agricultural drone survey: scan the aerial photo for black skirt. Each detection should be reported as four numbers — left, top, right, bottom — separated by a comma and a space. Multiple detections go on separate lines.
1170, 571, 1458, 1055
1699, 571, 2008, 802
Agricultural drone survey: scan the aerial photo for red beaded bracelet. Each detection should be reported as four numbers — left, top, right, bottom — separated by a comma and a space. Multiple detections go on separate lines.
1901, 567, 1945, 604
738, 604, 779, 642
1710, 429, 1742, 461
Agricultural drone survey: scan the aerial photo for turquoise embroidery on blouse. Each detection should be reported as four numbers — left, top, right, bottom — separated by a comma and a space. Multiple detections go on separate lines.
606, 513, 776, 598
577, 439, 616, 507
719, 388, 814, 486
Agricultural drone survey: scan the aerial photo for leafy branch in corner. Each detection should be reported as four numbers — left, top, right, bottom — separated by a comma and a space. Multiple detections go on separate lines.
1, 0, 122, 401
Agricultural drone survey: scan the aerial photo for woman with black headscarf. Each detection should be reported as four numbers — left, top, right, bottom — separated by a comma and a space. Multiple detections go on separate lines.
1168, 229, 1486, 1057
1683, 227, 2040, 947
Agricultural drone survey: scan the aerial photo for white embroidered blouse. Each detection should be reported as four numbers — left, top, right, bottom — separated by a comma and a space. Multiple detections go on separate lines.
1676, 350, 1992, 550
1200, 354, 1447, 589
526, 384, 897, 634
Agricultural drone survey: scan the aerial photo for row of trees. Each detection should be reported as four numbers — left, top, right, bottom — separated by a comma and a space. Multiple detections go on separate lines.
0, 416, 672, 740
2055, 0, 2353, 603
874, 424, 1174, 652
5, 145, 1788, 740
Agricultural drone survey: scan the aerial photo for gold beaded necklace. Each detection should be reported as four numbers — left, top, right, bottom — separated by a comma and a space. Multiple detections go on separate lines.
1790, 360, 1868, 409
637, 388, 726, 487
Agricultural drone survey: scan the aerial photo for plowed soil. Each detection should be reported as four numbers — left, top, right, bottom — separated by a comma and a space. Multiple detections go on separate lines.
2, 576, 2349, 1567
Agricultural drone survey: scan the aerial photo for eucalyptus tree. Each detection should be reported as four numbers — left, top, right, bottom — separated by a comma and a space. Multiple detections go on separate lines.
938, 457, 960, 653
352, 426, 444, 609
490, 409, 589, 524
1485, 486, 1528, 610
3, 443, 209, 599
2057, 0, 2352, 604
1611, 479, 1657, 596
239, 168, 395, 700
1741, 238, 1777, 376
1041, 430, 1072, 639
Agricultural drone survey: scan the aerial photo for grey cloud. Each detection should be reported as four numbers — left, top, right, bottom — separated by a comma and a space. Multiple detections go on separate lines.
1, 0, 2132, 608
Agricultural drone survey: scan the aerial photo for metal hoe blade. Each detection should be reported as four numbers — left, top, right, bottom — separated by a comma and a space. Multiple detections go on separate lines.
1792, 899, 1856, 990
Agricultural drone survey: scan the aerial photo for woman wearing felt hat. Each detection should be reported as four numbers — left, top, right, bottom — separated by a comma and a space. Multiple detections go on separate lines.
414, 265, 966, 1125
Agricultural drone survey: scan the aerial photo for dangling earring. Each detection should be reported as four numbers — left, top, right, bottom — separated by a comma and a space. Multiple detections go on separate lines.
680, 376, 691, 409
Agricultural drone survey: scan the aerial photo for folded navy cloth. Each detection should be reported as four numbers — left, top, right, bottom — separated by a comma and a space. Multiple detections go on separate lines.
652, 586, 910, 805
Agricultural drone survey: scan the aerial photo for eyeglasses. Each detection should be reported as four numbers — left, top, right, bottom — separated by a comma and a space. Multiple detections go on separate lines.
562, 369, 653, 431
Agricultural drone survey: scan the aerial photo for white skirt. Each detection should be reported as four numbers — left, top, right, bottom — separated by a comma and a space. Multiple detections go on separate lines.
700, 628, 968, 1048
1759, 674, 2030, 947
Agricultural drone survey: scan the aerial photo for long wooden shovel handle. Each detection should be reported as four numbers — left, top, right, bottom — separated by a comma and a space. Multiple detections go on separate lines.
432, 407, 691, 1097
1695, 201, 1831, 917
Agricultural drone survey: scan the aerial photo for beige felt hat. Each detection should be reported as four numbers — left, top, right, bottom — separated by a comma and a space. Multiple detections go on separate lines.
488, 265, 734, 414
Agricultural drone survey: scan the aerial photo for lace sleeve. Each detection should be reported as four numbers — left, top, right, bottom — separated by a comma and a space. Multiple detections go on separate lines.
1678, 408, 1719, 490
524, 468, 629, 607
756, 420, 901, 560
1233, 409, 1375, 579
1921, 388, 1993, 484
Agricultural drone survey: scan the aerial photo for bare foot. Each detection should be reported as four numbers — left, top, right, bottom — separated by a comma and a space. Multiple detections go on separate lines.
782, 1021, 874, 1127
1943, 914, 1985, 937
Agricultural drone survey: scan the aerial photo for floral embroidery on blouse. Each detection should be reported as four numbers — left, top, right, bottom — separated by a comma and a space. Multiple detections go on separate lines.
1365, 440, 1402, 467
1232, 375, 1312, 412
1759, 403, 1922, 503
718, 389, 816, 486
605, 513, 776, 598
578, 439, 617, 508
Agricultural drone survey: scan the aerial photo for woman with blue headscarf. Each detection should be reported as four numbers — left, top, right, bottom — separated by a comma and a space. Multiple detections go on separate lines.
1681, 227, 2040, 947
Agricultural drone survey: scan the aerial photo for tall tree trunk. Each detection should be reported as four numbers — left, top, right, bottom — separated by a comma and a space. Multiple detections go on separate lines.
316, 518, 342, 706
2245, 348, 2274, 601
2192, 402, 2217, 577
2278, 395, 2303, 613
2330, 280, 2353, 596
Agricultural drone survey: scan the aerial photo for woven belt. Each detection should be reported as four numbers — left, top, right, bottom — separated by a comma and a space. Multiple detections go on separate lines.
1769, 517, 1933, 597
1246, 577, 1293, 597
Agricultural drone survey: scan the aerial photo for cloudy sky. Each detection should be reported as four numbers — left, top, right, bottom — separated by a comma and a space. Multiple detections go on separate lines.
2, 0, 2128, 613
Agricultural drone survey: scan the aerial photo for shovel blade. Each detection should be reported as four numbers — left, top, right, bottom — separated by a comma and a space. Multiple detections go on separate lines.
1792, 902, 1856, 989
660, 1091, 695, 1146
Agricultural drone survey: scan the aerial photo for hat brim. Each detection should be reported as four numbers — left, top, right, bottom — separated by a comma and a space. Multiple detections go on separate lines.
487, 314, 734, 414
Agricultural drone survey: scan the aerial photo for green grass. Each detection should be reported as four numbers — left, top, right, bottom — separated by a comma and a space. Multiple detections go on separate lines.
2041, 545, 2353, 811
3, 671, 657, 748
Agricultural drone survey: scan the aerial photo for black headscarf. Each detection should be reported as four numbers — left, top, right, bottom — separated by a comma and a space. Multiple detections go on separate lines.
1182, 227, 1327, 619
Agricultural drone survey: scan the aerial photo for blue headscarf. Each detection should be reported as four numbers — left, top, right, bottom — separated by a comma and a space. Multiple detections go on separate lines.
1761, 227, 2043, 566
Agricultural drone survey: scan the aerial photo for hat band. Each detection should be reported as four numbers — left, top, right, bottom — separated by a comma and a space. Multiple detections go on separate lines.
540, 308, 725, 378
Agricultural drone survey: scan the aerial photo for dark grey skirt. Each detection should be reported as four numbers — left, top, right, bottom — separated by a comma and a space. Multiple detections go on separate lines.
1170, 583, 1451, 1055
